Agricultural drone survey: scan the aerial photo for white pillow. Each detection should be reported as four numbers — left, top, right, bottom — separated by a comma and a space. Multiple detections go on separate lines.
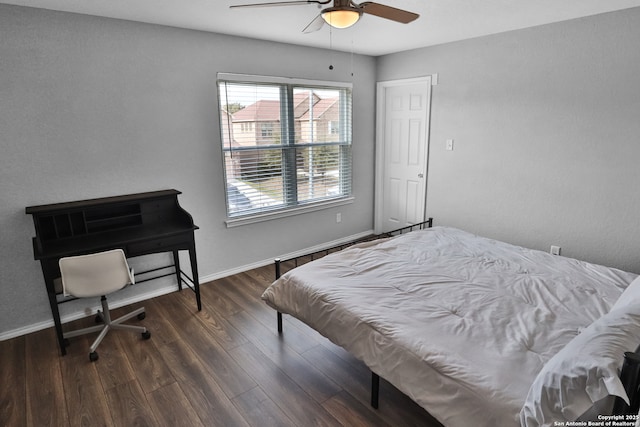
612, 275, 640, 311
520, 303, 640, 427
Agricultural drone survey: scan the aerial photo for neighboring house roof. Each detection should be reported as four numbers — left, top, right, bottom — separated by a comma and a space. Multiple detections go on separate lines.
232, 92, 325, 122
299, 97, 338, 121
292, 92, 320, 117
232, 100, 280, 122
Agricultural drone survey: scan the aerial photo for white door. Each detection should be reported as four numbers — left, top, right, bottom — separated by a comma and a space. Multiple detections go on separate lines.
375, 77, 432, 234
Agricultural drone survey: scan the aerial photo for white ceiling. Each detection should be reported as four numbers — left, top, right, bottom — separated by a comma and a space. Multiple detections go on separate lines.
3, 0, 640, 56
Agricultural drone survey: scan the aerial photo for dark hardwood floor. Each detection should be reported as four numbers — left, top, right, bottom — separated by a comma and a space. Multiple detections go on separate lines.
0, 264, 443, 427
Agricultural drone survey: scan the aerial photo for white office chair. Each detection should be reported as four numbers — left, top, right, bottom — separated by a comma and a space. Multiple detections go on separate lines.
59, 249, 151, 361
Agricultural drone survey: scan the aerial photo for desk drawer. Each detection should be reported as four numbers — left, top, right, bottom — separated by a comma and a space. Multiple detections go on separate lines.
127, 235, 188, 255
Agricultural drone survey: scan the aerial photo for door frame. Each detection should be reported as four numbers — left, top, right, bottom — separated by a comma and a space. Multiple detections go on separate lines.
374, 76, 432, 234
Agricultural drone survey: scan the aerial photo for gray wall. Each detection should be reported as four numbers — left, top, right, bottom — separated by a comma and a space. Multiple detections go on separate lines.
0, 5, 376, 337
377, 7, 640, 273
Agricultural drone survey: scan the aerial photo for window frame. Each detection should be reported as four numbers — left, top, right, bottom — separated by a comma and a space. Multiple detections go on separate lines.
217, 73, 354, 227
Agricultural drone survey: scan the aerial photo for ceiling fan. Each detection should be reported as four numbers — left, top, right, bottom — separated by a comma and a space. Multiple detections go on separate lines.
229, 0, 419, 33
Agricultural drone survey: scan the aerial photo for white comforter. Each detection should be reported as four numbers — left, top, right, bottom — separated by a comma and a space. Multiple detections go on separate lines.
262, 227, 635, 427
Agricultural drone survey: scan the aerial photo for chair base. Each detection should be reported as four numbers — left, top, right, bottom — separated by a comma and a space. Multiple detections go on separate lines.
63, 296, 149, 361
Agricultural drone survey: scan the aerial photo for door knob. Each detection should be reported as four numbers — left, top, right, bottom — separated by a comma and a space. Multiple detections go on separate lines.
418, 173, 424, 178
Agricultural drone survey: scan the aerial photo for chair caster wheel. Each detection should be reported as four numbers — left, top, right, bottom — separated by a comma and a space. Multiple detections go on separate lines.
142, 331, 151, 340
137, 312, 146, 321
95, 314, 103, 323
89, 351, 99, 362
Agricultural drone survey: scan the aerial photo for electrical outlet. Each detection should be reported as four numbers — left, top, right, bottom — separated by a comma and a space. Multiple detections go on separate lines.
336, 213, 341, 223
550, 245, 561, 256
446, 139, 454, 151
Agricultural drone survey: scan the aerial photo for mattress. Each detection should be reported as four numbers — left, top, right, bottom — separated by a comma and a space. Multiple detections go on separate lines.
261, 226, 636, 426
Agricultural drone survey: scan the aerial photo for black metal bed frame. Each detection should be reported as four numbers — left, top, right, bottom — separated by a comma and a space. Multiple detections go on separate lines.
273, 218, 433, 408
271, 217, 640, 416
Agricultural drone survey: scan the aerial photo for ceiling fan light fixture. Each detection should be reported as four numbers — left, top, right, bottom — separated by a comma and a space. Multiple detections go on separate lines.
321, 7, 361, 29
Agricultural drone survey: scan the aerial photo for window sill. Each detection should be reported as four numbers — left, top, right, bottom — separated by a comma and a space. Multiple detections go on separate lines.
225, 197, 355, 228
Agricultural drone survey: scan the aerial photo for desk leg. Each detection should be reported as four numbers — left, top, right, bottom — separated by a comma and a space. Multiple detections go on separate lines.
48, 290, 66, 355
173, 250, 182, 291
188, 243, 201, 311
41, 263, 66, 356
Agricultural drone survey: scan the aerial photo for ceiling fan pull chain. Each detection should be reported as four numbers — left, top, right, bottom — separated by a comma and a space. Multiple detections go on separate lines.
329, 24, 334, 70
350, 38, 354, 77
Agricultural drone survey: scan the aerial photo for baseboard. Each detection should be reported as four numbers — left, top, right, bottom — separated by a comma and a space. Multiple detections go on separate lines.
200, 228, 375, 281
0, 284, 178, 341
0, 229, 373, 341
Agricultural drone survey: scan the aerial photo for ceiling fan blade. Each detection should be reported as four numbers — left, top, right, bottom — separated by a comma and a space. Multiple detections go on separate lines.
230, 0, 328, 8
302, 14, 326, 33
358, 2, 419, 23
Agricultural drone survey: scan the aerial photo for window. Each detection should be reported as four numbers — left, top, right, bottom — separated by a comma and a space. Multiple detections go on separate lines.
329, 120, 340, 135
218, 73, 353, 223
261, 122, 274, 138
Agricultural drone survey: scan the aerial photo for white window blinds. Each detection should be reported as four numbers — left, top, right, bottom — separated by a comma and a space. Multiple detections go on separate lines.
218, 74, 353, 219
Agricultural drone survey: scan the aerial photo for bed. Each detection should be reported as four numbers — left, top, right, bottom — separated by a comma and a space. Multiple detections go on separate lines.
261, 221, 640, 427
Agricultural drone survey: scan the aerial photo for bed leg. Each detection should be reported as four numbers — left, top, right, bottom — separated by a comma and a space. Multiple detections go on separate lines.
277, 311, 283, 334
371, 372, 380, 409
275, 258, 281, 280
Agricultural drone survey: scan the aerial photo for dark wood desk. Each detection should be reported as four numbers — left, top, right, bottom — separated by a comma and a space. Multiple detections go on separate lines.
26, 189, 201, 355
